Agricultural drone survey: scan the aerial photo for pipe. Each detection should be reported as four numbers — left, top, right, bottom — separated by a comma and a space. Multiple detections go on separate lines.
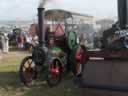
38, 8, 45, 46
118, 0, 128, 29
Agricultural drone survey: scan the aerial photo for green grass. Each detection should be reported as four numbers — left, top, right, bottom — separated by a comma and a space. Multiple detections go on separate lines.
0, 51, 80, 96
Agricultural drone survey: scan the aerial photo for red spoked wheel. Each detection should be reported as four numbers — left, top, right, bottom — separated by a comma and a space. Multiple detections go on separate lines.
47, 59, 62, 87
71, 45, 83, 76
19, 56, 37, 87
75, 51, 82, 75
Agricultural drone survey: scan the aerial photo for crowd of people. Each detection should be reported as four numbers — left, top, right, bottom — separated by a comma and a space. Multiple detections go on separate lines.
0, 31, 38, 53
15, 33, 38, 52
17, 34, 31, 49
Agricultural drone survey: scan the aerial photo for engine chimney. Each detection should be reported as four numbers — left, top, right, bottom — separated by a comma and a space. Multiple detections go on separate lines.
118, 0, 128, 29
38, 8, 45, 46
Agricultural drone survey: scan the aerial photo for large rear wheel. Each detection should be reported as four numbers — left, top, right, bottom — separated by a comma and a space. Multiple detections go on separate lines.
70, 46, 82, 76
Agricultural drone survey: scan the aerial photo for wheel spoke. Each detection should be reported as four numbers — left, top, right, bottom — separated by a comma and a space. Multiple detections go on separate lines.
76, 63, 82, 74
23, 59, 32, 69
23, 63, 29, 69
22, 67, 26, 72
53, 75, 57, 80
22, 59, 36, 74
31, 62, 35, 68
24, 68, 34, 80
27, 59, 32, 65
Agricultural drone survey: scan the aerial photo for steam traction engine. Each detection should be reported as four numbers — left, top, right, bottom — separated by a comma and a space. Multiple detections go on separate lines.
19, 8, 78, 86
80, 0, 128, 93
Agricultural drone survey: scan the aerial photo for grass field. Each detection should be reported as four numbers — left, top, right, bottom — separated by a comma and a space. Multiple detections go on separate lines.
0, 51, 80, 96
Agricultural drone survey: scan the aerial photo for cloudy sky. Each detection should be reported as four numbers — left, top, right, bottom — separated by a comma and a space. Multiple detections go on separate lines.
0, 0, 117, 21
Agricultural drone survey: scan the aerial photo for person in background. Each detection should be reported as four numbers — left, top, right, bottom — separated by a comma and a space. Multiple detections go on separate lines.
1, 33, 9, 53
17, 34, 23, 49
25, 34, 32, 52
31, 35, 38, 46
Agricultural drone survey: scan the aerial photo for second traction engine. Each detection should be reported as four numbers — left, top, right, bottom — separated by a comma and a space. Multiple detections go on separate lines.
101, 0, 128, 50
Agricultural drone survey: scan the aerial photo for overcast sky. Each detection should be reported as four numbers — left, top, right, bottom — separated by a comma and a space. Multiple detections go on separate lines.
0, 0, 117, 21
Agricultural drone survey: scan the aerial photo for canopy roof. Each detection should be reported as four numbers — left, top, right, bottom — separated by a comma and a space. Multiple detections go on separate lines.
45, 9, 93, 21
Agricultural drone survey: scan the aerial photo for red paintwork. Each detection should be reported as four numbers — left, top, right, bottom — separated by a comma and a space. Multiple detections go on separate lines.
75, 51, 81, 61
50, 64, 60, 75
29, 24, 64, 37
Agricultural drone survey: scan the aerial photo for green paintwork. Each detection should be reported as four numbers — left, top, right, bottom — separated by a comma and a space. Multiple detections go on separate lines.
68, 31, 76, 49
51, 47, 62, 52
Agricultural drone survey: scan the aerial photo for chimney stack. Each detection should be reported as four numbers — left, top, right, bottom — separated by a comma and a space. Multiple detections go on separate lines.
118, 0, 128, 29
38, 8, 45, 46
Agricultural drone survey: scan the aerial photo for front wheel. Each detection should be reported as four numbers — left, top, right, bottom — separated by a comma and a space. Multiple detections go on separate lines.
19, 56, 37, 86
46, 59, 62, 87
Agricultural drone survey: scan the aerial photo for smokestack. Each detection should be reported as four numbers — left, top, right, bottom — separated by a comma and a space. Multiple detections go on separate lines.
118, 0, 128, 29
38, 8, 45, 46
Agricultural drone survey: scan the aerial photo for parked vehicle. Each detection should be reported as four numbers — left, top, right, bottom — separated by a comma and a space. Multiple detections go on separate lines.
19, 8, 90, 87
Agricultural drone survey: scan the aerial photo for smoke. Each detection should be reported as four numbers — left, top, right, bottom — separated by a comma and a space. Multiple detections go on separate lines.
39, 0, 53, 8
